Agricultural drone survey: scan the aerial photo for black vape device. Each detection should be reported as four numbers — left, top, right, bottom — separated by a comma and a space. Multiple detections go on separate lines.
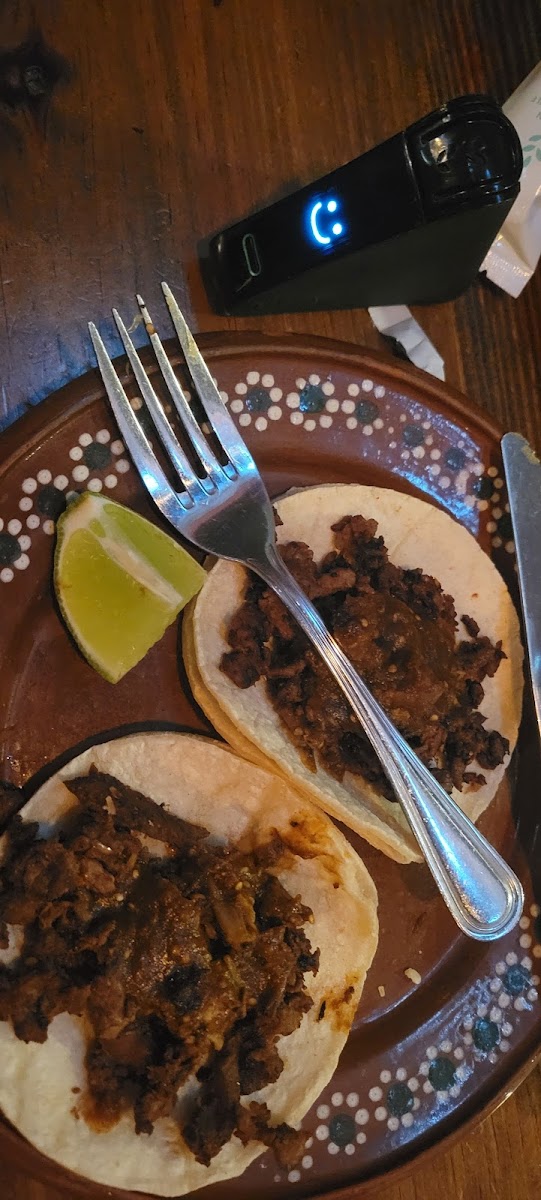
202, 95, 522, 316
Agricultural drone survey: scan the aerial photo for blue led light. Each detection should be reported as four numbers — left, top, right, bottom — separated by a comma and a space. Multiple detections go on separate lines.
309, 201, 330, 244
307, 197, 345, 246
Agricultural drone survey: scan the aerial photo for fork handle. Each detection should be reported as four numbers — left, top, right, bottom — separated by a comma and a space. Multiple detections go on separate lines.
252, 547, 523, 940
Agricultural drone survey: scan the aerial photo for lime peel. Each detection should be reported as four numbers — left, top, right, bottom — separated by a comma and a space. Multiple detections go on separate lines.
54, 492, 206, 683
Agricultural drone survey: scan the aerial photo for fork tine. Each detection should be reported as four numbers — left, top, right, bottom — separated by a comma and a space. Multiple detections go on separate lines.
112, 309, 207, 502
136, 295, 224, 486
162, 282, 257, 476
88, 323, 192, 515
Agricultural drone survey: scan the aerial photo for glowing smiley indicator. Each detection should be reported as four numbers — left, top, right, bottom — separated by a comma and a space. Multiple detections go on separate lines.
308, 197, 346, 246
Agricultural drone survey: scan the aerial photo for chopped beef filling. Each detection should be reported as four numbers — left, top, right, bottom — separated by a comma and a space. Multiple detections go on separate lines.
220, 514, 509, 801
0, 771, 319, 1170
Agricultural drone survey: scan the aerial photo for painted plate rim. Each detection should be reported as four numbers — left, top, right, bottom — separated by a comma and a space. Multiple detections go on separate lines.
0, 331, 538, 1200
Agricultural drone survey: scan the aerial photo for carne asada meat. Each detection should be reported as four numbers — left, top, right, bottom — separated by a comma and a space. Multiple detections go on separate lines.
221, 514, 508, 801
0, 772, 319, 1167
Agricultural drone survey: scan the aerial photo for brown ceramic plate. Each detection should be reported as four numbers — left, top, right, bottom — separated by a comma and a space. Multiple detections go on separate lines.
0, 333, 540, 1200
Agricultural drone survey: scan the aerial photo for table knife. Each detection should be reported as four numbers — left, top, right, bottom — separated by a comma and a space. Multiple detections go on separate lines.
501, 432, 541, 734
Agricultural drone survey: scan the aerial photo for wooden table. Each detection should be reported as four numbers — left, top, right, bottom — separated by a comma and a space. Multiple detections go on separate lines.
1, 1, 541, 1197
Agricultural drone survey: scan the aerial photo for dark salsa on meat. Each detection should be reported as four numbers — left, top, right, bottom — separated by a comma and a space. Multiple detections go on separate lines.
221, 513, 509, 800
0, 772, 318, 1169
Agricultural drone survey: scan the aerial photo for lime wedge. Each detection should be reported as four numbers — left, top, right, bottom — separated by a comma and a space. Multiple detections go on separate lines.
54, 492, 206, 682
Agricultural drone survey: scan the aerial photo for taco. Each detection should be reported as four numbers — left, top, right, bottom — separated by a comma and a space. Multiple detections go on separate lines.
184, 484, 523, 865
0, 732, 377, 1195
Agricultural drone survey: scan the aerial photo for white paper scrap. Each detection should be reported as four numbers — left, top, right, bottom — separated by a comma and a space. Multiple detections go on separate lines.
481, 61, 541, 297
368, 305, 445, 380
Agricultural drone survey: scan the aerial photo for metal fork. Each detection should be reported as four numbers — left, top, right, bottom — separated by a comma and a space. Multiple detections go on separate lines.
89, 283, 523, 940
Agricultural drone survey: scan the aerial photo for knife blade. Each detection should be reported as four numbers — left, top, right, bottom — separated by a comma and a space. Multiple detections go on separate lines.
501, 432, 541, 734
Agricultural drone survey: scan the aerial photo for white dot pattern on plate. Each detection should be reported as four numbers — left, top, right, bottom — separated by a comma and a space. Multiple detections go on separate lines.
267, 886, 540, 1170
7, 381, 501, 651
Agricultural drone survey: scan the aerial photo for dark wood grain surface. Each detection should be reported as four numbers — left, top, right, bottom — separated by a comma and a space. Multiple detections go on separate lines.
1, 1, 540, 1197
